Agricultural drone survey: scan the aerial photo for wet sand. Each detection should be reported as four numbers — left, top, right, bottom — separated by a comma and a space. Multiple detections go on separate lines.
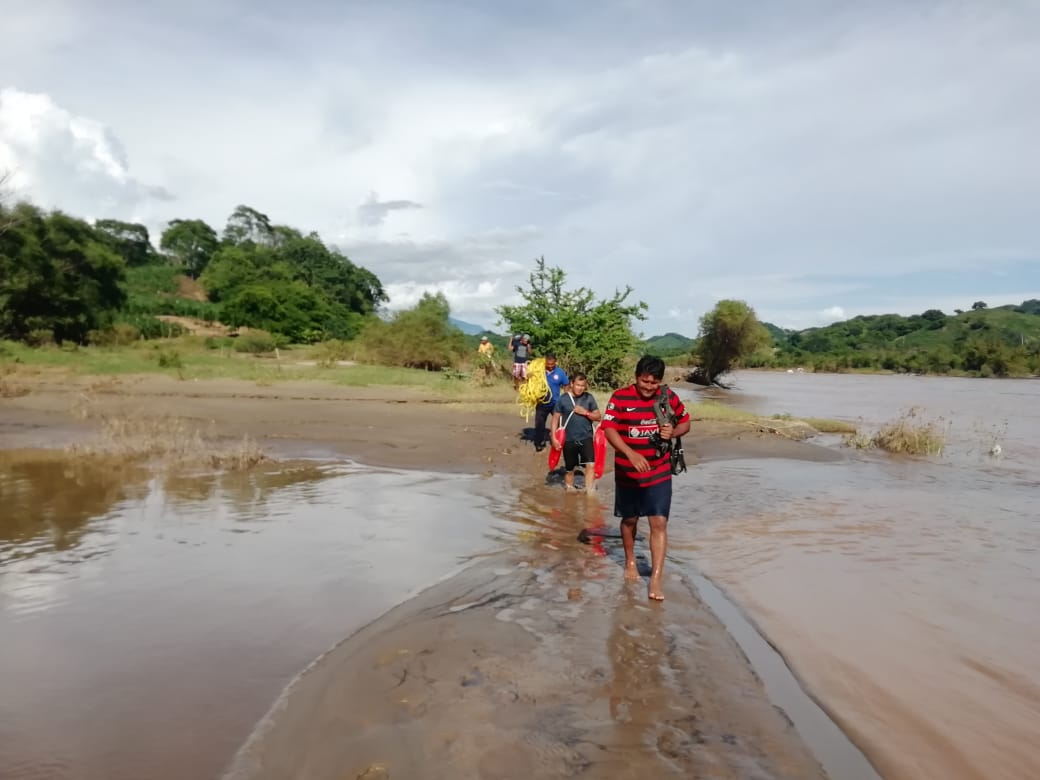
225, 556, 828, 780
0, 373, 840, 471
1, 373, 854, 779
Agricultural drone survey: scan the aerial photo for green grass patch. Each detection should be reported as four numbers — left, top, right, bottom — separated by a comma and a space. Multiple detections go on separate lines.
692, 400, 856, 435
0, 337, 525, 398
123, 264, 222, 321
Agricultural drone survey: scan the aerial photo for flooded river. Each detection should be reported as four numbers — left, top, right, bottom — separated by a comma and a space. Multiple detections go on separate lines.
0, 458, 504, 780
1, 371, 1038, 779
672, 372, 1040, 780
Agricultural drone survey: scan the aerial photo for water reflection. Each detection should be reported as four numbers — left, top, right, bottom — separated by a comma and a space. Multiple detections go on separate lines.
0, 452, 147, 563
0, 459, 510, 780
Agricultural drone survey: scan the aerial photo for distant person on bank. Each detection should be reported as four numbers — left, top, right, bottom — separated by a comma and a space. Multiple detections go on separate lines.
477, 336, 494, 356
510, 333, 532, 390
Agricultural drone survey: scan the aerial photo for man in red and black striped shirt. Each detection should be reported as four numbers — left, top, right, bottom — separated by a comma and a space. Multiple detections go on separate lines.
601, 355, 690, 601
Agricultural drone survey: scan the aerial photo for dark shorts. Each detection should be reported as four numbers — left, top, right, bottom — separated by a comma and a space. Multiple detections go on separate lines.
614, 480, 672, 520
563, 438, 595, 471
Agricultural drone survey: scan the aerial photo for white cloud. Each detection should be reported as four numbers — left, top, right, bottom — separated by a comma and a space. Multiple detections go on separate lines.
356, 192, 422, 227
2, 1, 1039, 334
820, 306, 846, 322
0, 88, 172, 224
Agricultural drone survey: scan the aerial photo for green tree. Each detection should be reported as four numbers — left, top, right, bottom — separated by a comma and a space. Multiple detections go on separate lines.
694, 299, 771, 386
971, 301, 988, 311
0, 204, 126, 343
94, 219, 156, 267
356, 292, 466, 370
496, 257, 646, 386
920, 308, 947, 330
160, 219, 219, 277
223, 205, 274, 247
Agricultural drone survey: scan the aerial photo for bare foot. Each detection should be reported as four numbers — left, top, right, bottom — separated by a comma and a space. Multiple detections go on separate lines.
623, 561, 640, 581
648, 577, 665, 601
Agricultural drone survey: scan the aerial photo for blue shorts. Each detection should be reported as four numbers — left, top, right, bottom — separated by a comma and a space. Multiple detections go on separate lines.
614, 480, 673, 520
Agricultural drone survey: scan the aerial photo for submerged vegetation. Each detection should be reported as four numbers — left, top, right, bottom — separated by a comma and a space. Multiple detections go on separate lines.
69, 404, 268, 471
843, 408, 949, 456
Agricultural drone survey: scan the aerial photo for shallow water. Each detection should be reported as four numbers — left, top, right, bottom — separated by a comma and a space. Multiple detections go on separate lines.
0, 458, 505, 780
670, 372, 1040, 780
3, 371, 1038, 779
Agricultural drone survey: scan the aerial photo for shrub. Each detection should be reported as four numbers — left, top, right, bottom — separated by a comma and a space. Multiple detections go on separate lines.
89, 323, 142, 346
157, 349, 183, 369
25, 329, 54, 347
204, 336, 234, 350
311, 339, 354, 366
233, 330, 278, 354
843, 407, 948, 456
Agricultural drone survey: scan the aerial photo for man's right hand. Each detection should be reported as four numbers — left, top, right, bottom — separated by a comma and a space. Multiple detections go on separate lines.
628, 452, 651, 472
551, 435, 563, 451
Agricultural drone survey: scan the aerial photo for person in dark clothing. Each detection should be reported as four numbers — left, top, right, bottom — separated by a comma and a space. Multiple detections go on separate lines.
550, 373, 601, 492
510, 334, 532, 390
533, 353, 568, 451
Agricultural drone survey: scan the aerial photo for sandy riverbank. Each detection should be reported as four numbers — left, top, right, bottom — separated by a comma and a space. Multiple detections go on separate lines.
1, 373, 858, 779
0, 373, 840, 470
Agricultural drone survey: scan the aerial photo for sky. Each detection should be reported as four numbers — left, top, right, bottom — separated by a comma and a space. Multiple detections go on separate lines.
2, 0, 1039, 334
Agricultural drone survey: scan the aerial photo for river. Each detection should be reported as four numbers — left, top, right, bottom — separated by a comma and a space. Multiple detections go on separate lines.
669, 371, 1040, 780
1, 372, 1038, 779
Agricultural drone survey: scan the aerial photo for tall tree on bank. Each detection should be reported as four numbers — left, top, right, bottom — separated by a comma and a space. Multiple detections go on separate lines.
160, 219, 219, 277
355, 291, 466, 370
497, 257, 647, 387
0, 204, 126, 343
223, 204, 274, 247
94, 219, 157, 267
692, 299, 771, 387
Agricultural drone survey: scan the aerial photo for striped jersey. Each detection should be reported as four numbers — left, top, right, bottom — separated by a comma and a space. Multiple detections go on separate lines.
601, 385, 689, 488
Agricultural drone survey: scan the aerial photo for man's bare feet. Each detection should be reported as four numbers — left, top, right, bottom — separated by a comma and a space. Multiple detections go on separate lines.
648, 576, 665, 601
623, 561, 640, 581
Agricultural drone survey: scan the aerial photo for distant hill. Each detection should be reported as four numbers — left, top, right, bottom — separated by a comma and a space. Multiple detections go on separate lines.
770, 301, 1040, 377
761, 321, 789, 342
448, 317, 487, 335
642, 332, 695, 358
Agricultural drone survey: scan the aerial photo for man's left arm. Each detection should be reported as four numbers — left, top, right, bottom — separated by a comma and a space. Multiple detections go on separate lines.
671, 391, 691, 437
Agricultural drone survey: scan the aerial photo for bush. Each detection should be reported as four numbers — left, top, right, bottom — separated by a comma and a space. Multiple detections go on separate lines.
116, 315, 186, 340
311, 339, 354, 366
354, 293, 465, 370
843, 407, 948, 456
156, 349, 183, 369
89, 323, 142, 346
25, 329, 54, 347
204, 336, 234, 350
233, 330, 279, 354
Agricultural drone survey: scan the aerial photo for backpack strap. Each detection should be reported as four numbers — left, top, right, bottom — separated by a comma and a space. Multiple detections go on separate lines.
652, 385, 675, 429
560, 392, 578, 431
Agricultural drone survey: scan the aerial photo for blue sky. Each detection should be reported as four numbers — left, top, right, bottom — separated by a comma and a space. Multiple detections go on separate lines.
2, 0, 1038, 334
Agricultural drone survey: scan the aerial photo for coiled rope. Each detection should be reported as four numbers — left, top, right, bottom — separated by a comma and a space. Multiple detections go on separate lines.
516, 357, 550, 421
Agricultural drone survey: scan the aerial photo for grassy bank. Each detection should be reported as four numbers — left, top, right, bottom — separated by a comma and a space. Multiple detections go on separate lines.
0, 337, 510, 396
5, 339, 958, 456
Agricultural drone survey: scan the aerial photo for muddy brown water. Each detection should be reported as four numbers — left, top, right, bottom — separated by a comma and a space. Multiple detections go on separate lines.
0, 460, 509, 780
676, 371, 1040, 780
2, 371, 1038, 779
